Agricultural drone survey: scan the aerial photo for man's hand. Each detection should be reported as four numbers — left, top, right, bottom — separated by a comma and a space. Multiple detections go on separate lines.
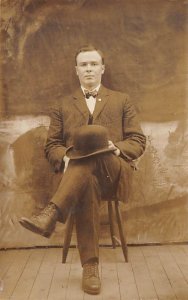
63, 155, 70, 173
108, 140, 120, 156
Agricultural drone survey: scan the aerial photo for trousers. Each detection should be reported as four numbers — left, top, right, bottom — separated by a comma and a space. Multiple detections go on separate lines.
51, 152, 122, 265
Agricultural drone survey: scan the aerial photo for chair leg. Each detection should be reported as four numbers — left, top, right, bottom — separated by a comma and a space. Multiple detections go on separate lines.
62, 213, 74, 263
114, 201, 128, 262
108, 201, 116, 249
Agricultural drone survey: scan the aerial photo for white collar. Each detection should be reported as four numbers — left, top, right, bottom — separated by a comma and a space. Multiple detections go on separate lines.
81, 84, 101, 94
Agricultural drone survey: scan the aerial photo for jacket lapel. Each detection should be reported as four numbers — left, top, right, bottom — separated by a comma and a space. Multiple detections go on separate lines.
72, 85, 109, 121
72, 88, 89, 118
93, 85, 109, 121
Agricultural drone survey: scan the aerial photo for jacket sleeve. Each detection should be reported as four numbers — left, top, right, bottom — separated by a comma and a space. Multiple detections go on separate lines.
44, 107, 67, 172
115, 95, 146, 161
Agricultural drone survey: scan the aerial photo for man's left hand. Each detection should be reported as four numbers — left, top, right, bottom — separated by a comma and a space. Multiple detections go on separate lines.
108, 140, 120, 156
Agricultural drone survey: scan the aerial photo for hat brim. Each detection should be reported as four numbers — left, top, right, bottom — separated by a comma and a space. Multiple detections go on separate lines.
66, 146, 117, 160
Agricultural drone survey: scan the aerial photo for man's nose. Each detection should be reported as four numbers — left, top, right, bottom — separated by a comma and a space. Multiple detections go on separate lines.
86, 64, 92, 72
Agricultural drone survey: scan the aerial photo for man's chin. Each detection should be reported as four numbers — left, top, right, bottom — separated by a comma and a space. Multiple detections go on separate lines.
83, 81, 96, 89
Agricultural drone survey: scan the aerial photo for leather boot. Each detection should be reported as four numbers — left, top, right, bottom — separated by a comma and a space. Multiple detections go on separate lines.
82, 262, 101, 295
19, 202, 59, 238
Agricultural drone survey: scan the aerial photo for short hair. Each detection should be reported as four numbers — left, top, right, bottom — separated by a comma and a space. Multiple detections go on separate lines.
75, 45, 105, 65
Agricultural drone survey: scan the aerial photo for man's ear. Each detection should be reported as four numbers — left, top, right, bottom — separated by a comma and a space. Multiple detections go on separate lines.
75, 66, 78, 76
101, 64, 105, 74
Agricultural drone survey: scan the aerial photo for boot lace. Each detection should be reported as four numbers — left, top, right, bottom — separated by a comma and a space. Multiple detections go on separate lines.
83, 263, 99, 279
32, 203, 56, 219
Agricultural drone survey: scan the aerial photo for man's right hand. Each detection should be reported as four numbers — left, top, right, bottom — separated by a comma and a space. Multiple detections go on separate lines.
63, 155, 70, 173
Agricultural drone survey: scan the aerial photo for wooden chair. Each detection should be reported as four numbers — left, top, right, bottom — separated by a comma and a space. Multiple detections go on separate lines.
62, 198, 128, 263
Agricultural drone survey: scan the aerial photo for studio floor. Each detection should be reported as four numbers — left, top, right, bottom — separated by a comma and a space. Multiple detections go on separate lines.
0, 244, 188, 300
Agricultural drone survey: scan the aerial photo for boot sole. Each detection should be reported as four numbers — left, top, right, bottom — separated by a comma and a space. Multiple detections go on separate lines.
19, 218, 53, 238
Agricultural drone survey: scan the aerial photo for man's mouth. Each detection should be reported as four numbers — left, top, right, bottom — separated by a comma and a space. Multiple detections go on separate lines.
85, 75, 94, 78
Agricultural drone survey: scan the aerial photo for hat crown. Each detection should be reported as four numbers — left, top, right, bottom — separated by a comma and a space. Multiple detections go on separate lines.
73, 125, 108, 155
66, 125, 115, 160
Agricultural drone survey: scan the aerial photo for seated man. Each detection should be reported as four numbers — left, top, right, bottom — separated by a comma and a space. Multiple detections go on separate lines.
20, 45, 146, 295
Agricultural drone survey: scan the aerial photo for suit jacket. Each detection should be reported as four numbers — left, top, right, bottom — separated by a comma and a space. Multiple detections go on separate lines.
45, 85, 146, 202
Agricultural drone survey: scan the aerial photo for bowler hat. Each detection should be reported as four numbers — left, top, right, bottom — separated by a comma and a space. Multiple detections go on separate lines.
66, 125, 116, 159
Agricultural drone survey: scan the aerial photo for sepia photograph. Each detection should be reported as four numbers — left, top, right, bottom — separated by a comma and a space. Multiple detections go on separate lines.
0, 0, 188, 299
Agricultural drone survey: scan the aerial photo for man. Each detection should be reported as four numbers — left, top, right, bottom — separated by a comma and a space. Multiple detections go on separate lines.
20, 45, 146, 295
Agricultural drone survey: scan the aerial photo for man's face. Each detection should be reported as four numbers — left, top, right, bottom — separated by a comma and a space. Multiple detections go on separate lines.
75, 50, 105, 90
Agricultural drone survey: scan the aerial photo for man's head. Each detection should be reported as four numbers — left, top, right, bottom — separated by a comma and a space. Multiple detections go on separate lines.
75, 45, 105, 90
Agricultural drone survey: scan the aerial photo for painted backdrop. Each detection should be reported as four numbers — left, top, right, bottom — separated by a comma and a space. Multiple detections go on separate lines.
0, 0, 188, 248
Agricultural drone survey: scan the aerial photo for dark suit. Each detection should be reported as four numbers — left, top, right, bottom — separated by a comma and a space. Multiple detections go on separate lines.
44, 85, 146, 264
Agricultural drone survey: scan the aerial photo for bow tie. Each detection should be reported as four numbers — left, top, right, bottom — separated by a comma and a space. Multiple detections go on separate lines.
84, 89, 98, 99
